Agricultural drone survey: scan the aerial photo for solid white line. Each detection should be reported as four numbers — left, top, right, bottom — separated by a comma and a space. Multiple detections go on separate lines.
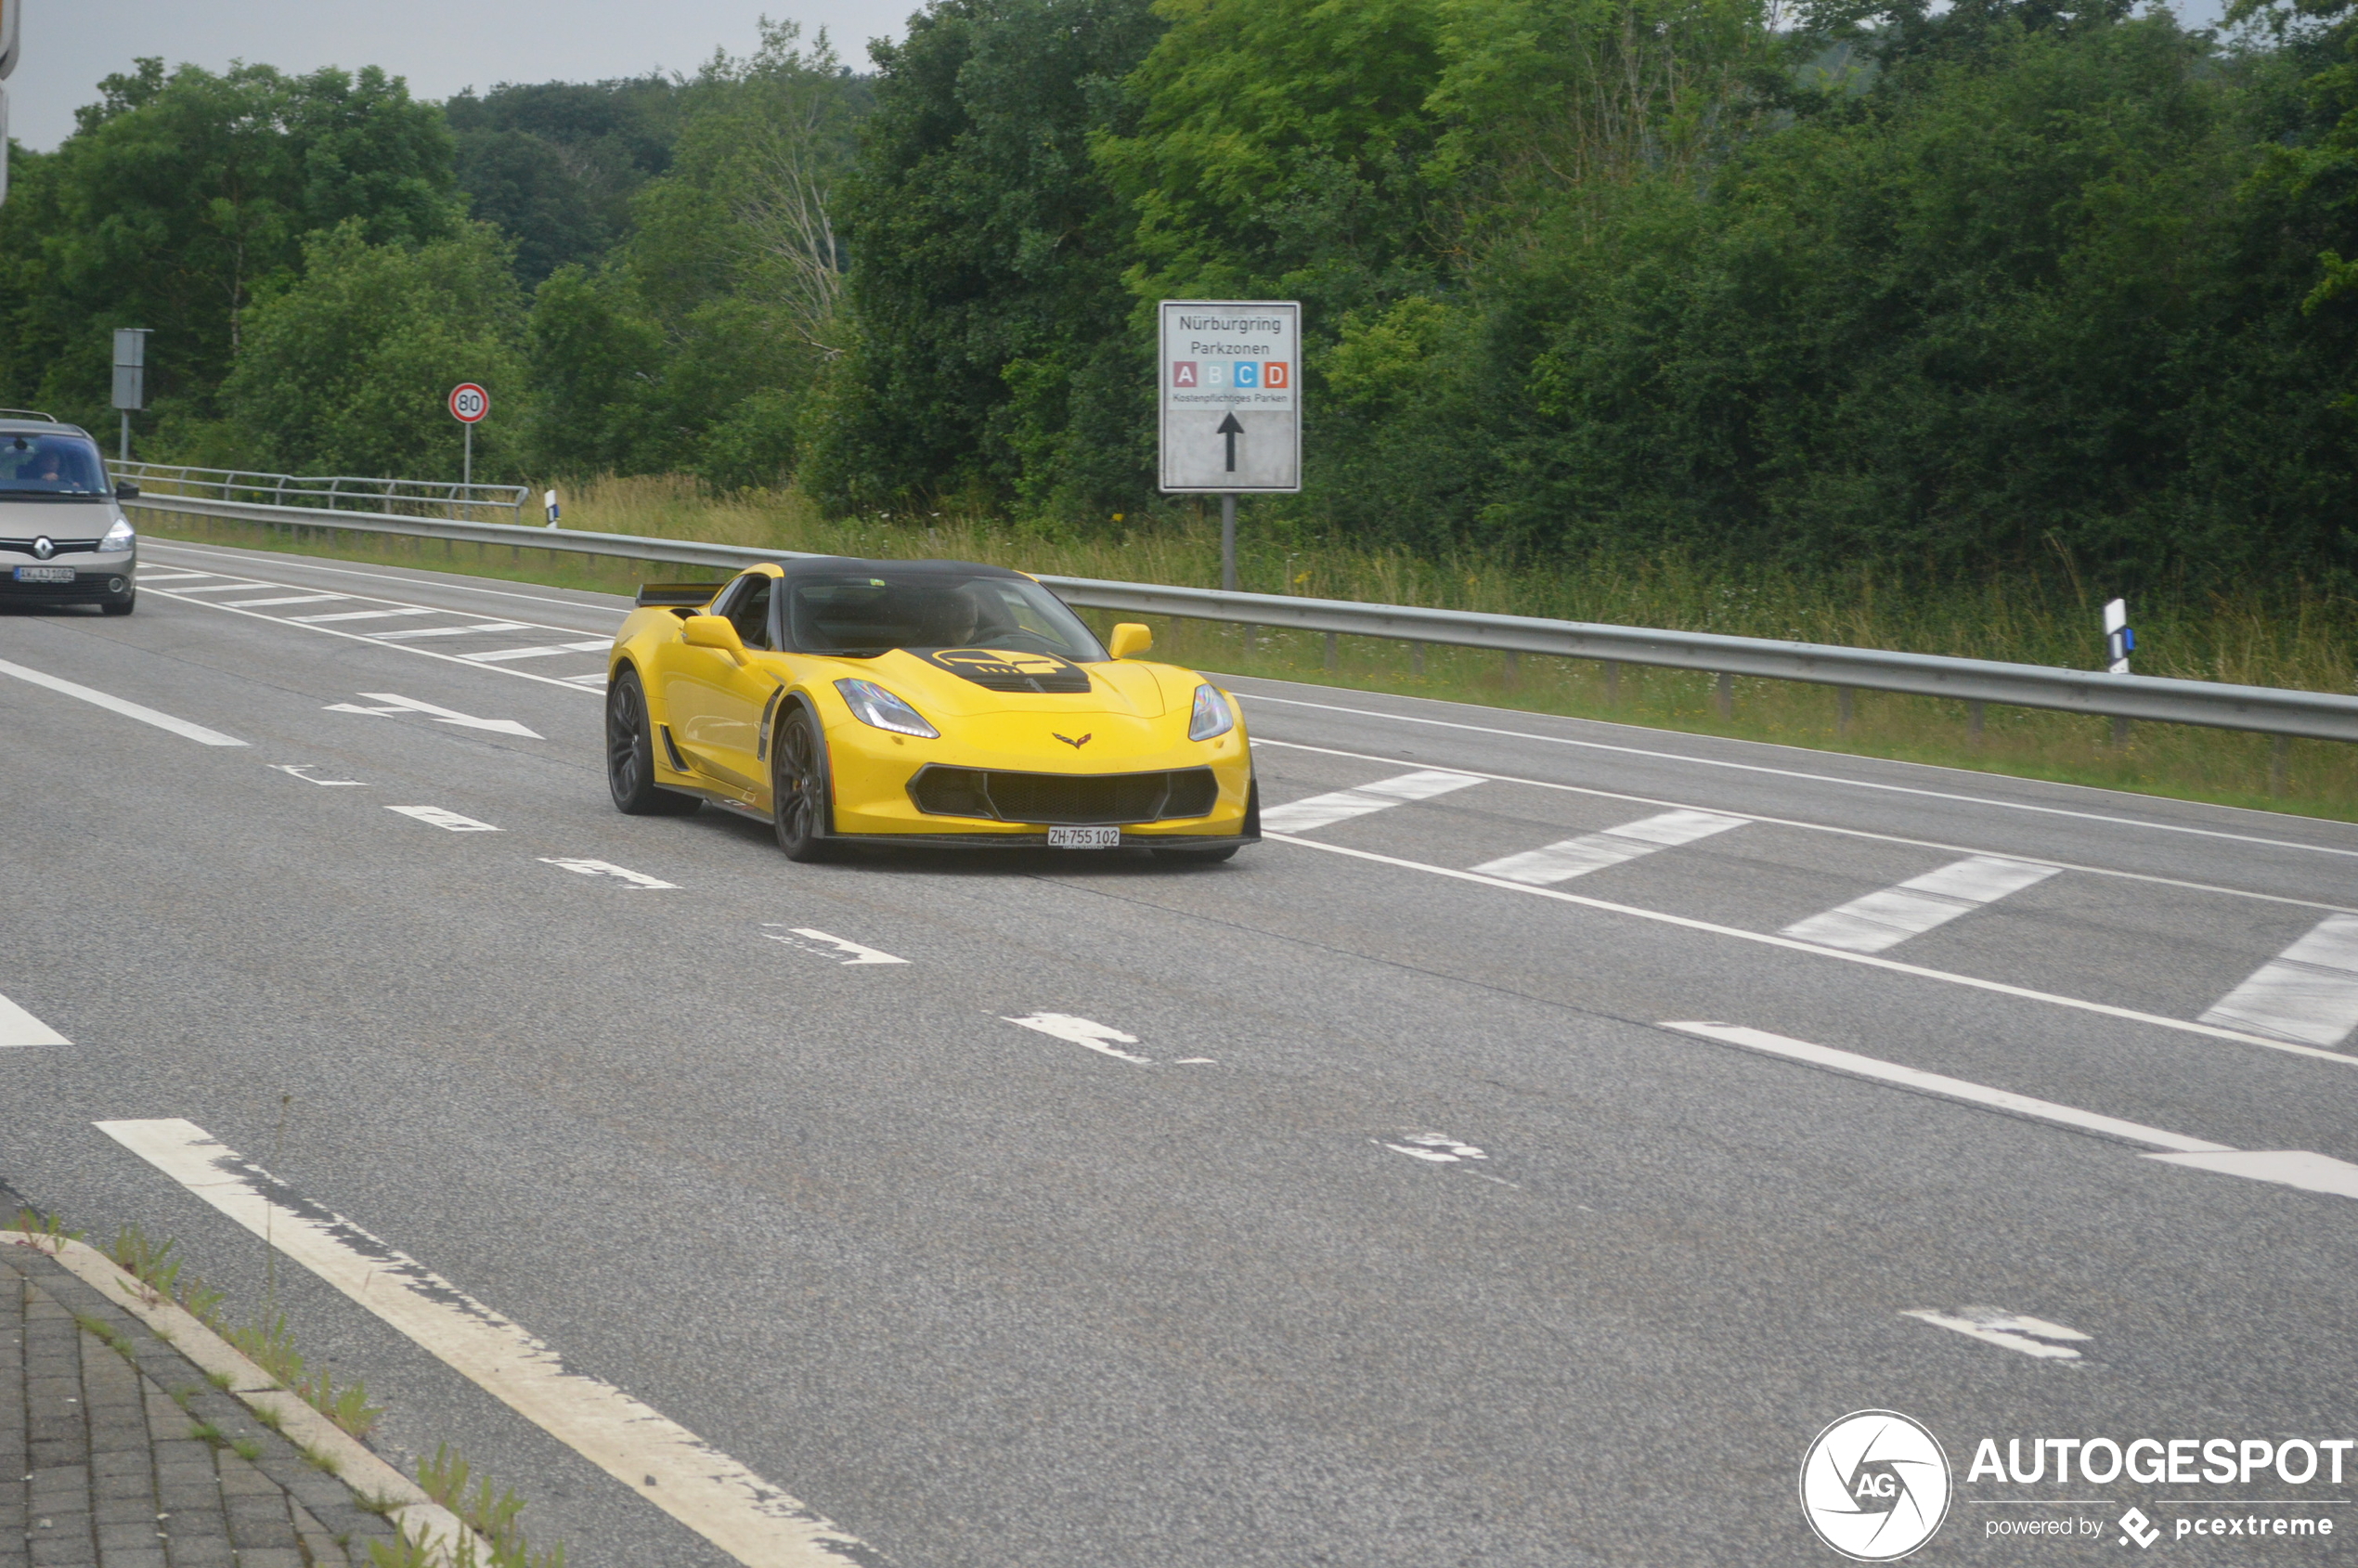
1658, 1022, 2232, 1150
158, 581, 267, 593
94, 1119, 877, 1568
1251, 737, 2358, 914
2199, 915, 2358, 1047
1266, 832, 2358, 1066
0, 992, 68, 1047
1261, 770, 1483, 833
1781, 855, 2060, 953
1665, 1022, 2358, 1203
1238, 693, 2358, 862
219, 593, 345, 608
132, 571, 217, 583
1473, 809, 1745, 885
387, 805, 499, 833
0, 658, 246, 745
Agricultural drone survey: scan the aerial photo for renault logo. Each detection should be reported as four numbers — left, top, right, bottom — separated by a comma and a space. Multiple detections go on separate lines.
31, 537, 55, 560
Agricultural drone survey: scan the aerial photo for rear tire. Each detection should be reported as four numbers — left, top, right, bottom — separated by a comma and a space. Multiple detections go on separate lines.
607, 667, 701, 815
772, 706, 839, 862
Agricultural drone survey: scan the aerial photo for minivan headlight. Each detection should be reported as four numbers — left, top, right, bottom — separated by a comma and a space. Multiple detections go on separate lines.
102, 518, 135, 552
835, 678, 939, 738
1188, 682, 1236, 741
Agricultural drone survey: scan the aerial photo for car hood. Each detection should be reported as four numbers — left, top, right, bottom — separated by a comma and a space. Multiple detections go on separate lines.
823, 647, 1197, 719
0, 495, 122, 542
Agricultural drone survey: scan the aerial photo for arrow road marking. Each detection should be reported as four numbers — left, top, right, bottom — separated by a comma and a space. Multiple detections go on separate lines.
761, 926, 907, 965
0, 992, 69, 1048
386, 805, 500, 833
324, 693, 541, 738
540, 858, 678, 890
268, 764, 367, 787
95, 1119, 880, 1568
1004, 1013, 1152, 1064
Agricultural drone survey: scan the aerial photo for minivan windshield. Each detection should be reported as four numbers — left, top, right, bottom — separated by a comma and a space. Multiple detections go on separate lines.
786, 571, 1109, 661
0, 433, 109, 497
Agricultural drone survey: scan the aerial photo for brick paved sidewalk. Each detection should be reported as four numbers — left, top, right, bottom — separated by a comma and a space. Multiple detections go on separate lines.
2, 1244, 403, 1568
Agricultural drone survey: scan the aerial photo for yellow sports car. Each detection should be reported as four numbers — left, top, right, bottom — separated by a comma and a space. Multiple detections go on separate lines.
603, 558, 1259, 862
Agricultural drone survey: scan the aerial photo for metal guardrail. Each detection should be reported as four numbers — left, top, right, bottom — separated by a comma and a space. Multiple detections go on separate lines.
123, 489, 2358, 744
117, 462, 526, 521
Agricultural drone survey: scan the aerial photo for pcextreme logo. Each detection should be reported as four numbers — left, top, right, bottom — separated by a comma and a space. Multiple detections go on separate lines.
1801, 1410, 1954, 1561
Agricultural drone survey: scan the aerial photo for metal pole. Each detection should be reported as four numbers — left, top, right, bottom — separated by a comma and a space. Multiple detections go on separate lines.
119, 413, 130, 464
462, 424, 473, 523
1220, 493, 1237, 592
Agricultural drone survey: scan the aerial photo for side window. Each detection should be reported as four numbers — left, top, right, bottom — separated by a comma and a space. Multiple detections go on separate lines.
730, 577, 773, 650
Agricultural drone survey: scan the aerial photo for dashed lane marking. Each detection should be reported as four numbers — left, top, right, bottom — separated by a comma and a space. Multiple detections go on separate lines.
463, 641, 613, 663
1253, 737, 2358, 916
1472, 808, 1745, 885
220, 593, 346, 608
369, 621, 533, 641
386, 805, 499, 833
1260, 770, 1483, 834
96, 1119, 880, 1568
2199, 915, 2358, 1048
0, 658, 247, 746
1781, 855, 2061, 953
1271, 832, 2358, 1068
1663, 1022, 2358, 1202
1901, 1309, 2090, 1361
1004, 1013, 1152, 1064
1240, 693, 2358, 862
287, 607, 436, 624
762, 927, 908, 965
157, 580, 267, 593
0, 993, 68, 1048
539, 858, 678, 889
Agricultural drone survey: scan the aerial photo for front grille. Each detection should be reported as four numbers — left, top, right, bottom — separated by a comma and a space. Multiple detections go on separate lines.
0, 538, 103, 554
911, 765, 1222, 825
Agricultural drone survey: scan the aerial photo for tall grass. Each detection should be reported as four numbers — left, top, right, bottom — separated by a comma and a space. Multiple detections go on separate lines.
145, 473, 2358, 821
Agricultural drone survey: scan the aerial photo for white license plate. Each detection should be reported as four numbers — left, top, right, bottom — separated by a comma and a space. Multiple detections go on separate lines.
1047, 826, 1122, 849
14, 566, 74, 583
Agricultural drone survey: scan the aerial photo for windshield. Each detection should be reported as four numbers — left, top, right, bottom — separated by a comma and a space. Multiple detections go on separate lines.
0, 433, 109, 497
786, 571, 1109, 661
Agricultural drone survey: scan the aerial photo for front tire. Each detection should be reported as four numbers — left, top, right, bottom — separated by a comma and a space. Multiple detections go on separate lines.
607, 667, 701, 816
100, 592, 135, 617
771, 706, 838, 862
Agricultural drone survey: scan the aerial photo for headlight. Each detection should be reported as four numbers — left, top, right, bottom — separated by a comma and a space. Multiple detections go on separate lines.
1188, 682, 1236, 741
835, 678, 939, 738
102, 519, 135, 552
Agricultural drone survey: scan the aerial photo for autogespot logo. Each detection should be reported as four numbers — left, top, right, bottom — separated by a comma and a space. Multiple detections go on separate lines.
1801, 1410, 1954, 1561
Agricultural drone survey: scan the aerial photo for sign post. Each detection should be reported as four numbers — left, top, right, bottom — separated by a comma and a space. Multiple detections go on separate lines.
111, 329, 150, 462
1159, 301, 1301, 591
448, 382, 488, 515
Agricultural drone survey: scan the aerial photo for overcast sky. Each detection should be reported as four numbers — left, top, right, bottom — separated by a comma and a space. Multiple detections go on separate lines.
17, 0, 2234, 154
11, 0, 920, 151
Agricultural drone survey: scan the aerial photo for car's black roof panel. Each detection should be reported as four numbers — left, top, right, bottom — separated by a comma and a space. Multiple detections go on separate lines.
778, 557, 1030, 583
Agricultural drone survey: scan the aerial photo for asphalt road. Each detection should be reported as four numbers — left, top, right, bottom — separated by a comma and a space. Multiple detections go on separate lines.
5, 537, 2356, 1566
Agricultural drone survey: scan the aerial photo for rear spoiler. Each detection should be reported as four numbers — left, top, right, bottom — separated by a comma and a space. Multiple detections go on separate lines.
636, 582, 723, 608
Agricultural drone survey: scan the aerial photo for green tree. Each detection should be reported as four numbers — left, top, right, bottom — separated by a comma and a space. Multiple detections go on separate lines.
222, 221, 526, 480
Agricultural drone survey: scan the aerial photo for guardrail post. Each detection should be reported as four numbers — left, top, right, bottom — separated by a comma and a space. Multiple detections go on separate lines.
1504, 650, 1519, 690
1968, 701, 1985, 747
1324, 631, 1338, 673
2110, 715, 2131, 747
1837, 686, 1853, 736
2271, 733, 2291, 795
1409, 641, 1424, 676
1602, 659, 1619, 705
1715, 671, 1733, 719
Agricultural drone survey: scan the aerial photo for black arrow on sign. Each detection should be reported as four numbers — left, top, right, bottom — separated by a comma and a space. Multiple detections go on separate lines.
1217, 412, 1244, 473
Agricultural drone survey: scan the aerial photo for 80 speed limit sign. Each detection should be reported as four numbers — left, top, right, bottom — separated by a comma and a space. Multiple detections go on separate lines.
448, 382, 488, 423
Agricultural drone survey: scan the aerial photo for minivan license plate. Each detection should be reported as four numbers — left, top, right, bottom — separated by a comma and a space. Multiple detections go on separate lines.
1047, 826, 1121, 849
14, 566, 74, 583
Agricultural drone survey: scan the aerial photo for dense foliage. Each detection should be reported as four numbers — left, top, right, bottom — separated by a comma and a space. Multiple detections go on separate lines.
6, 0, 2358, 587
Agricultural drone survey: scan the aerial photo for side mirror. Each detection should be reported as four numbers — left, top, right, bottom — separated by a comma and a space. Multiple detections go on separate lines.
1107, 623, 1152, 660
115, 481, 140, 500
682, 614, 747, 663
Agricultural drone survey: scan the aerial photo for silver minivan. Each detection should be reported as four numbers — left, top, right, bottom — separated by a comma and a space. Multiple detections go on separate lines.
0, 415, 139, 615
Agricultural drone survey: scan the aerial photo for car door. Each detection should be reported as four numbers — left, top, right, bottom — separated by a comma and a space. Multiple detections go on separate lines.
663, 574, 784, 795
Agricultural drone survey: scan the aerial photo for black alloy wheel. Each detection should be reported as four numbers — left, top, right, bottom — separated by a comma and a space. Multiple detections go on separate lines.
771, 706, 837, 862
607, 667, 700, 815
